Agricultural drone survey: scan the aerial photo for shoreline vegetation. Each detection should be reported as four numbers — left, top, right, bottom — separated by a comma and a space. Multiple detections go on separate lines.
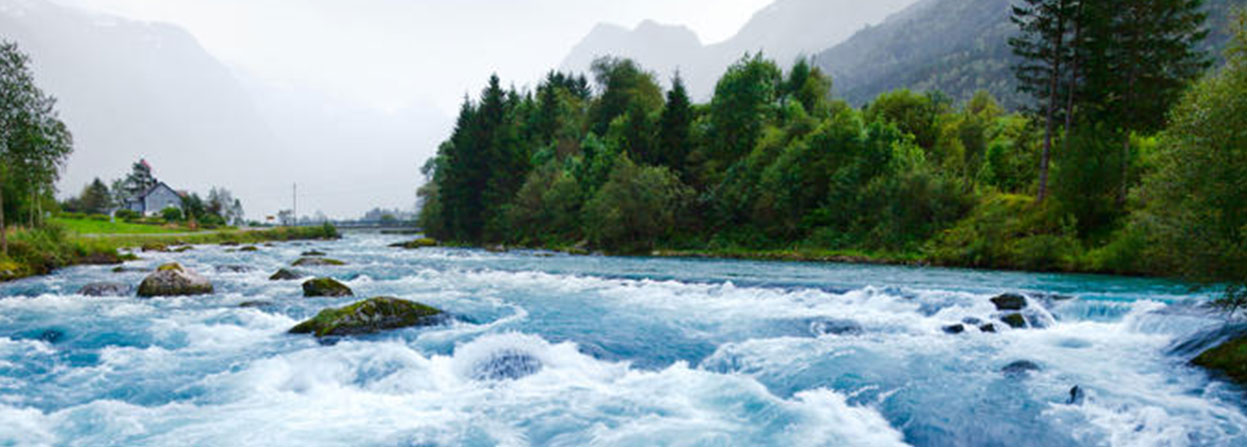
0, 220, 339, 283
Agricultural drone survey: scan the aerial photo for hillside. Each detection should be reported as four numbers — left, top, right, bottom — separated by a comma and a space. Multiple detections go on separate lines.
815, 0, 1247, 108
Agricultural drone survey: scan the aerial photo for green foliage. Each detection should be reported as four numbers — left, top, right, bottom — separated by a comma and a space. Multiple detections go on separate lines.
583, 154, 692, 253
866, 89, 943, 149
161, 206, 184, 222
1135, 15, 1247, 311
928, 194, 1081, 271
707, 54, 783, 168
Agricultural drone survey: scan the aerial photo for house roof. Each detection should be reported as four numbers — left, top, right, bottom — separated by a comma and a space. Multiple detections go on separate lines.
139, 182, 177, 199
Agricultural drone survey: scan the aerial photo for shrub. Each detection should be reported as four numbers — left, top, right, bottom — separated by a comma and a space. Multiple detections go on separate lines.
114, 209, 140, 221
927, 193, 1082, 271
161, 207, 184, 222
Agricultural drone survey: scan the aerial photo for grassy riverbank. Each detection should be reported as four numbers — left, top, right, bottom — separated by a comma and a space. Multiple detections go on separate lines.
0, 221, 339, 282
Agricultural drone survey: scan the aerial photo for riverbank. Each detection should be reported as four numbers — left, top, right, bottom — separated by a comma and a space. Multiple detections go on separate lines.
0, 223, 339, 282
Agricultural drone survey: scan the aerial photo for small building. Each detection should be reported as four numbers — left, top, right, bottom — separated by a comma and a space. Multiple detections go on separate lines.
124, 182, 183, 216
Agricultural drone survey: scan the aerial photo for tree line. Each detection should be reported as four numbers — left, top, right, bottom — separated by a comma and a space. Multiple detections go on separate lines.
419, 3, 1246, 305
61, 161, 246, 227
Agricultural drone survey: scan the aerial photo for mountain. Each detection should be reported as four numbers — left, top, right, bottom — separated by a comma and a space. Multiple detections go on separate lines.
0, 0, 283, 209
814, 0, 1247, 108
561, 0, 918, 98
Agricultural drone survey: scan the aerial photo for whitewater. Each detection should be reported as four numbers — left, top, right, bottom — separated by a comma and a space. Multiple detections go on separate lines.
0, 232, 1243, 446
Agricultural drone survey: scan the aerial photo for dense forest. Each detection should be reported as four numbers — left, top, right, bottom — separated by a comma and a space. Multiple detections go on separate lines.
419, 3, 1245, 298
416, 4, 1239, 309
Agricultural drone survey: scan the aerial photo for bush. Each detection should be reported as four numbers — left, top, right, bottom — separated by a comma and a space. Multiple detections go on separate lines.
114, 209, 140, 221
583, 155, 692, 253
161, 207, 184, 222
927, 193, 1082, 271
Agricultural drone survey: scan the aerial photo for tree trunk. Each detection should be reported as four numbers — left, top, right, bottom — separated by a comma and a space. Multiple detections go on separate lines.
1063, 3, 1083, 150
1038, 0, 1070, 204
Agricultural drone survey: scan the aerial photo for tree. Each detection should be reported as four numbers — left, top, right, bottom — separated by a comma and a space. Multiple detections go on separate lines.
588, 58, 664, 136
583, 154, 692, 253
77, 178, 112, 215
1136, 13, 1247, 315
121, 160, 157, 199
707, 54, 782, 166
1010, 0, 1079, 202
207, 187, 244, 225
0, 41, 73, 254
1079, 0, 1210, 202
656, 73, 694, 175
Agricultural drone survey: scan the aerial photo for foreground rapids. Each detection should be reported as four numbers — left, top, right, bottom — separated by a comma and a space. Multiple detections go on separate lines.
0, 232, 1243, 446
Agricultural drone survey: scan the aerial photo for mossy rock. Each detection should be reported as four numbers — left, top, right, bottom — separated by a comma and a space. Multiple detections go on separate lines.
389, 238, 437, 249
1193, 336, 1247, 386
239, 246, 260, 252
302, 277, 353, 297
138, 264, 213, 297
301, 250, 327, 256
141, 242, 169, 253
1001, 313, 1027, 329
292, 257, 346, 267
172, 246, 195, 253
991, 293, 1028, 311
269, 268, 303, 281
289, 297, 443, 337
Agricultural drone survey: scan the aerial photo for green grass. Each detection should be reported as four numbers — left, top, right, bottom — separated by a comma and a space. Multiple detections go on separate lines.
51, 217, 206, 235
0, 222, 340, 282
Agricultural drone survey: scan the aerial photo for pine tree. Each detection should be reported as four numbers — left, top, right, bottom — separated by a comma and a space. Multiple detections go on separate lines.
657, 73, 693, 175
1010, 0, 1079, 202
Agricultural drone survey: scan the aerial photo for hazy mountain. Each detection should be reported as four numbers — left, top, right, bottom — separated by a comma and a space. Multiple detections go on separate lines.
0, 0, 447, 217
561, 0, 918, 98
814, 0, 1247, 108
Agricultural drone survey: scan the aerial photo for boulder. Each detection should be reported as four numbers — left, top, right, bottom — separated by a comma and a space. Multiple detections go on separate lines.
991, 293, 1028, 311
301, 250, 327, 257
141, 242, 169, 253
215, 265, 256, 273
289, 297, 443, 337
1001, 360, 1042, 377
239, 300, 275, 308
943, 324, 966, 335
172, 246, 194, 253
79, 282, 132, 297
137, 263, 214, 297
292, 257, 346, 267
1001, 313, 1027, 329
388, 238, 436, 249
1193, 335, 1247, 386
979, 323, 997, 333
269, 269, 304, 281
239, 246, 259, 252
80, 252, 123, 265
302, 277, 354, 297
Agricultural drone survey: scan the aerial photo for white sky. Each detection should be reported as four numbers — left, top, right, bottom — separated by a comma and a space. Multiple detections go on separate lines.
54, 0, 773, 115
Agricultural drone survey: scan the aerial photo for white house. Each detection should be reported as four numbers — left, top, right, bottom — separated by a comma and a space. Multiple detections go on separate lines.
124, 182, 183, 216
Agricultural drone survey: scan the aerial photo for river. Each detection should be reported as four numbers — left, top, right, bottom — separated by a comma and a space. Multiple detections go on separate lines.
0, 231, 1244, 446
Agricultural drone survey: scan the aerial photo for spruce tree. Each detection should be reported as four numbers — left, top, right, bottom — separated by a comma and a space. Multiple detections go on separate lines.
656, 73, 693, 175
1009, 0, 1078, 202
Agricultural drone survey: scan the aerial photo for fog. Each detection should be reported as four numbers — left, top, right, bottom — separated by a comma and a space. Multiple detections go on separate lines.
1, 0, 912, 219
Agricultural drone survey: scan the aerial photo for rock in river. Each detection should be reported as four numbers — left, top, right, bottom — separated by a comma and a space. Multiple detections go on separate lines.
292, 257, 346, 267
389, 238, 437, 249
302, 277, 353, 297
79, 282, 132, 297
991, 293, 1028, 311
1001, 360, 1042, 377
289, 297, 444, 337
269, 269, 304, 281
137, 263, 214, 297
1001, 313, 1027, 329
1193, 335, 1247, 386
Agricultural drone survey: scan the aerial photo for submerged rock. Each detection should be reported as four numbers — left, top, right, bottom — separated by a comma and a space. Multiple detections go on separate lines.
239, 246, 259, 252
471, 350, 543, 381
137, 263, 214, 297
991, 293, 1028, 311
215, 265, 255, 273
943, 324, 966, 335
962, 317, 983, 326
1068, 385, 1085, 405
302, 277, 353, 297
388, 238, 437, 249
979, 323, 997, 333
79, 282, 131, 297
808, 318, 864, 336
239, 300, 274, 308
172, 246, 194, 253
1001, 360, 1042, 377
111, 266, 147, 273
301, 250, 327, 257
269, 269, 303, 281
292, 257, 346, 267
289, 297, 443, 337
1001, 313, 1027, 329
1193, 335, 1247, 386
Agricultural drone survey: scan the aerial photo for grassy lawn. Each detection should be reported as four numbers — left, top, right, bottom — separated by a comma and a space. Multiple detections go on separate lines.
51, 217, 203, 235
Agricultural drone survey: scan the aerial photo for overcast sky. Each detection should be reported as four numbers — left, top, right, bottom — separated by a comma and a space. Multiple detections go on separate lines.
55, 0, 773, 116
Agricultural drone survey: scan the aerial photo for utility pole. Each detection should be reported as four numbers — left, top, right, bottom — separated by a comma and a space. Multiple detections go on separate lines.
292, 183, 298, 227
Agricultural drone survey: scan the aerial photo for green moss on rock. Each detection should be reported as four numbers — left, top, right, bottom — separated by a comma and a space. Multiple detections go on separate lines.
289, 297, 444, 337
389, 238, 437, 249
1193, 336, 1247, 386
1001, 313, 1027, 329
138, 264, 213, 297
293, 257, 346, 267
302, 277, 353, 297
